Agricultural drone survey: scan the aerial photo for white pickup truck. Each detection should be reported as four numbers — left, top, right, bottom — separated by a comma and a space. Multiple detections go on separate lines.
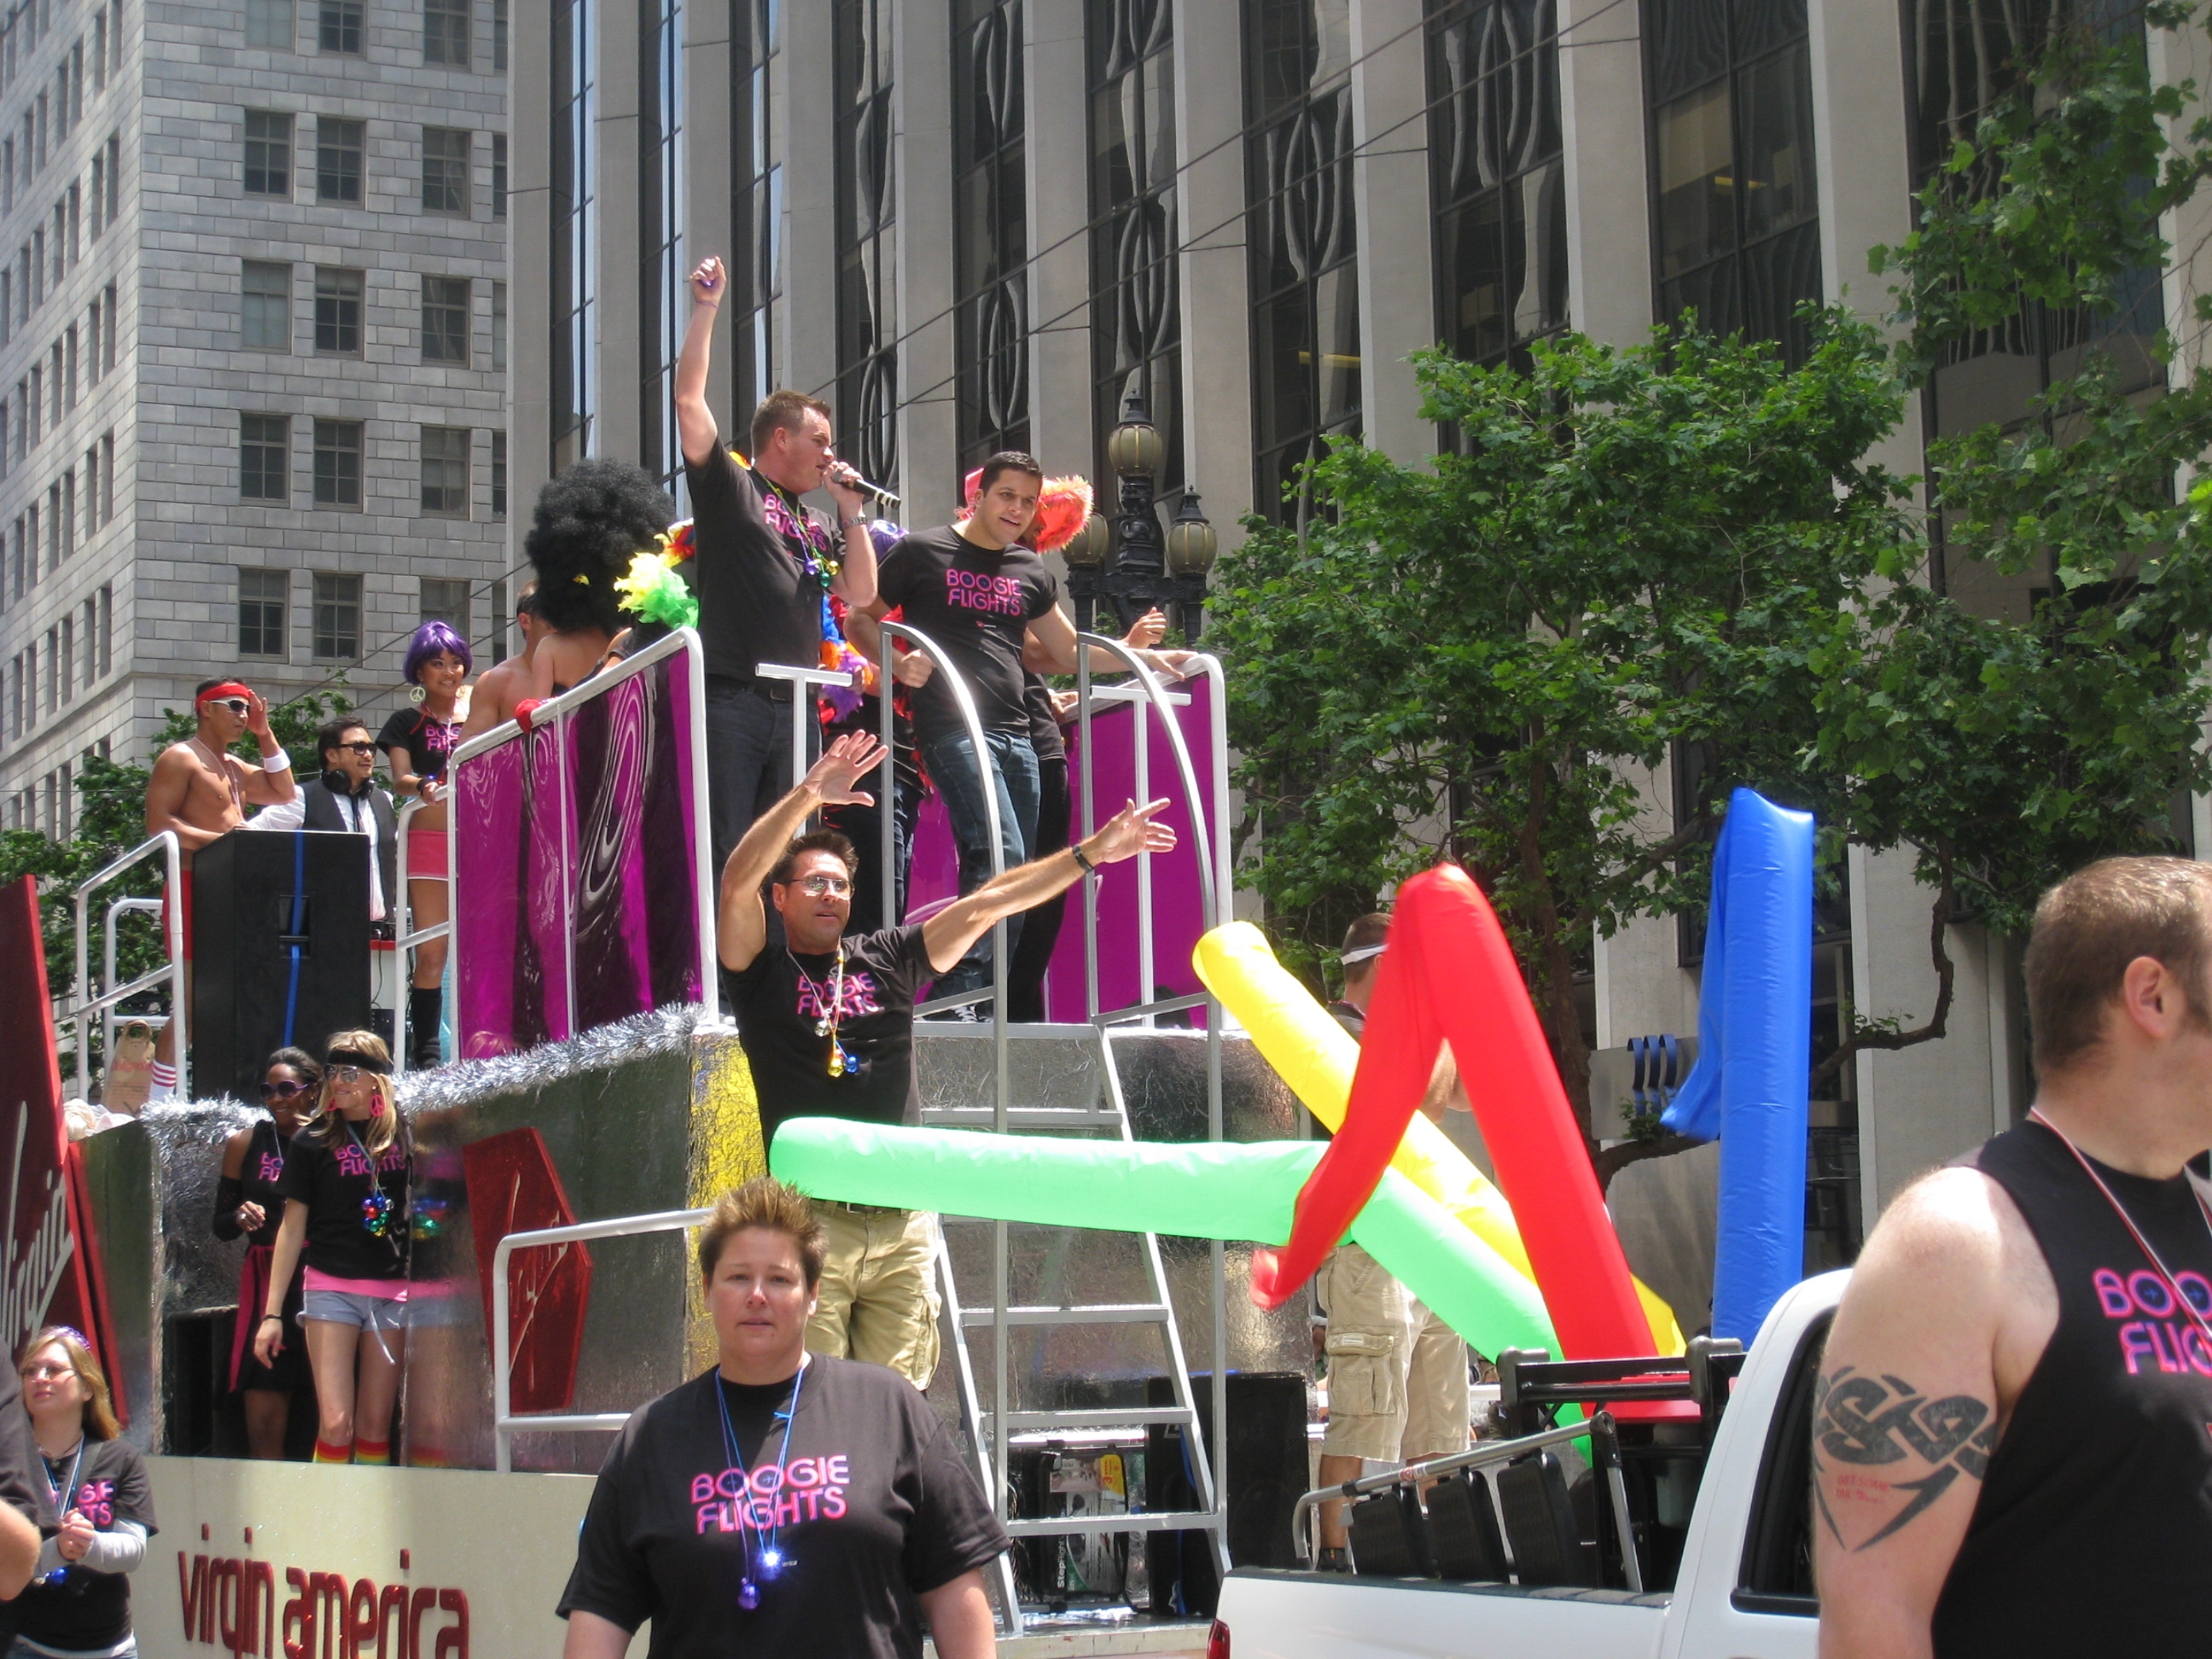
1211, 1270, 1842, 1659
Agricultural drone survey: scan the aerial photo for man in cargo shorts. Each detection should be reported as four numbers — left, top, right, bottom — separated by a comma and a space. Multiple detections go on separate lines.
1314, 912, 1471, 1571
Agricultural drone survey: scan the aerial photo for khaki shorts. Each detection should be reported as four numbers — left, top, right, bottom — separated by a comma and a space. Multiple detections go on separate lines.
808, 1203, 941, 1388
1318, 1243, 1470, 1462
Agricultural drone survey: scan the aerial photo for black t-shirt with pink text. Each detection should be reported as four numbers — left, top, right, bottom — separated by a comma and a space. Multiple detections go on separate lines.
875, 527, 1061, 745
276, 1123, 412, 1281
559, 1359, 1007, 1659
723, 925, 934, 1155
13, 1435, 156, 1653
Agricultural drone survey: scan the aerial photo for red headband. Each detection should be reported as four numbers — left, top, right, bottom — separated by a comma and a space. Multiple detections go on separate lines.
196, 682, 253, 708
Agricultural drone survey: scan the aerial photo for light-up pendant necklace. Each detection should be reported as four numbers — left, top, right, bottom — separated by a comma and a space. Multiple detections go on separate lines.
714, 1363, 806, 1610
792, 946, 857, 1078
33, 1438, 84, 1586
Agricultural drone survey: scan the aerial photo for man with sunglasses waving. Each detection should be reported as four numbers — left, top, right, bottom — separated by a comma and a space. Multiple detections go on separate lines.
718, 731, 1174, 1384
247, 718, 399, 933
142, 678, 297, 1098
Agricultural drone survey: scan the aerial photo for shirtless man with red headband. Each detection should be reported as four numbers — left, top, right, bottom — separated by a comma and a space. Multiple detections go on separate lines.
140, 678, 295, 1099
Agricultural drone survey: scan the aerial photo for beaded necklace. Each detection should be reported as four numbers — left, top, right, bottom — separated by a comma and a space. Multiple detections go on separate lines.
789, 945, 858, 1078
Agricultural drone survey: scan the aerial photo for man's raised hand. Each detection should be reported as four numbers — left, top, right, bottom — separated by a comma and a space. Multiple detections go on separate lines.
805, 732, 889, 807
246, 688, 276, 741
1086, 799, 1176, 865
690, 256, 725, 309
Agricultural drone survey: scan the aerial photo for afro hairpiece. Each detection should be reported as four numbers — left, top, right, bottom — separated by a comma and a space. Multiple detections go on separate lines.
524, 458, 676, 636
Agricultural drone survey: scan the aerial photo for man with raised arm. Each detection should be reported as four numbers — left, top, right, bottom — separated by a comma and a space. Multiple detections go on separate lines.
675, 255, 878, 873
141, 678, 296, 1099
1817, 856, 2212, 1659
461, 585, 544, 742
716, 731, 1173, 1385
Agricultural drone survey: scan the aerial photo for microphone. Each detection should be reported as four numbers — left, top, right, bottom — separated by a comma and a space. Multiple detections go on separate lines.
830, 463, 899, 509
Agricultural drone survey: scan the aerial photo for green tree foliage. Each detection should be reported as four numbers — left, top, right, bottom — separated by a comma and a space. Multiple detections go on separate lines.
1212, 3, 2212, 1169
0, 690, 350, 1022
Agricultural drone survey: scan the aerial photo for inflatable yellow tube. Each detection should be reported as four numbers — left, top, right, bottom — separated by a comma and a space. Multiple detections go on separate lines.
1194, 923, 1685, 1356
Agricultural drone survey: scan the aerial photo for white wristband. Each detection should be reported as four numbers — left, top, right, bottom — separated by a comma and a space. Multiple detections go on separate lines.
262, 750, 292, 772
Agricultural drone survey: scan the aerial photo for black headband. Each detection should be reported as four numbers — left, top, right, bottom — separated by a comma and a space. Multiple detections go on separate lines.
326, 1049, 391, 1075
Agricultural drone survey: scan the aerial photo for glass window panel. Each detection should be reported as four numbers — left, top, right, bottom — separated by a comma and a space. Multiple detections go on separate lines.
242, 259, 290, 350
1654, 79, 1734, 278
312, 419, 362, 506
419, 425, 469, 515
1730, 0, 1807, 63
314, 265, 362, 353
240, 415, 287, 500
318, 0, 363, 53
316, 115, 364, 201
238, 568, 288, 657
243, 109, 291, 196
422, 126, 470, 213
1737, 40, 1816, 242
421, 575, 470, 631
311, 571, 361, 658
1645, 0, 1727, 103
425, 0, 470, 66
246, 0, 293, 49
422, 274, 469, 363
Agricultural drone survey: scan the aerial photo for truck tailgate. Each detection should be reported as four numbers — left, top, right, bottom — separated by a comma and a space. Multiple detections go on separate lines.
1214, 1569, 1669, 1659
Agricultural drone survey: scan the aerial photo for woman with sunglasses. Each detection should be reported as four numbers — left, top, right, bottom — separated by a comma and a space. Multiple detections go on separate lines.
211, 1049, 321, 1460
12, 1326, 154, 1659
378, 624, 472, 1071
253, 1033, 412, 1466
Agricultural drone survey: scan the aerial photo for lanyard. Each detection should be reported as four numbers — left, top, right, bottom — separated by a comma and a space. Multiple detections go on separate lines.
41, 1441, 82, 1514
713, 1363, 805, 1610
2029, 1108, 2212, 1356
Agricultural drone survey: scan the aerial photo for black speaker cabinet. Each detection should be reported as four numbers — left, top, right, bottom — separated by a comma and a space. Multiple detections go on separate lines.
1145, 1371, 1309, 1616
190, 829, 372, 1101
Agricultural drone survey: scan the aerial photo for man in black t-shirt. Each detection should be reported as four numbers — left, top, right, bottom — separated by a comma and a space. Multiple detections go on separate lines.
718, 732, 1173, 1384
858, 451, 1188, 1008
676, 255, 880, 872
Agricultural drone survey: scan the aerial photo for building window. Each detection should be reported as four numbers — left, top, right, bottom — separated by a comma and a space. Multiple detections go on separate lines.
1245, 0, 1361, 522
103, 132, 117, 224
420, 424, 469, 515
1428, 0, 1566, 378
639, 0, 684, 490
420, 574, 470, 632
241, 412, 288, 500
319, 0, 364, 54
1087, 0, 1180, 505
242, 259, 290, 350
422, 125, 470, 214
316, 115, 364, 203
312, 416, 363, 506
421, 274, 469, 363
493, 0, 508, 70
244, 108, 292, 196
246, 0, 293, 49
238, 567, 288, 657
1644, 0, 1821, 364
311, 570, 362, 658
834, 0, 897, 489
490, 427, 506, 516
95, 581, 108, 675
954, 0, 1027, 467
100, 281, 115, 372
313, 265, 363, 354
492, 131, 506, 216
490, 278, 506, 370
99, 429, 112, 521
1901, 1, 2163, 456
730, 0, 781, 416
551, 0, 597, 470
425, 0, 470, 66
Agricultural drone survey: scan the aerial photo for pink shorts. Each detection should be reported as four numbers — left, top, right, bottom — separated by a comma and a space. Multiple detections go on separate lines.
407, 827, 449, 882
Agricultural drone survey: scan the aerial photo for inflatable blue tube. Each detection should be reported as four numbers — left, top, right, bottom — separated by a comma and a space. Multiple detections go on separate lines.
1662, 787, 1814, 1344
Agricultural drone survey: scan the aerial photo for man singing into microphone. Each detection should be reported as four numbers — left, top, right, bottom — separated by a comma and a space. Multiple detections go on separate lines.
675, 255, 880, 870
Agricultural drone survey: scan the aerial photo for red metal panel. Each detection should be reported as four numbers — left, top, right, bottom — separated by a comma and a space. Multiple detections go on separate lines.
461, 1127, 591, 1413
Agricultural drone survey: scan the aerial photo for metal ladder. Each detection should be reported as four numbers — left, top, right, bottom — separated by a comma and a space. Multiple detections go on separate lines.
923, 1022, 1229, 1635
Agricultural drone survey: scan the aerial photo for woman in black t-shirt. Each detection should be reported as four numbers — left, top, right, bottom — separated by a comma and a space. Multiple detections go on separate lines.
12, 1325, 154, 1659
211, 1048, 320, 1460
253, 1032, 413, 1468
559, 1178, 1008, 1659
378, 622, 472, 1070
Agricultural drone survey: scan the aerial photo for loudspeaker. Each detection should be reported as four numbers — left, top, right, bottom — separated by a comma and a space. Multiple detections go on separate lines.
1496, 1451, 1588, 1587
1427, 1468, 1509, 1581
1348, 1485, 1433, 1577
190, 830, 372, 1101
1144, 1371, 1308, 1616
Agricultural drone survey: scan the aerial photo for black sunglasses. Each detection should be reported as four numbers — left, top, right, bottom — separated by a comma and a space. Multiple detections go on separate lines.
260, 1080, 309, 1099
330, 741, 377, 755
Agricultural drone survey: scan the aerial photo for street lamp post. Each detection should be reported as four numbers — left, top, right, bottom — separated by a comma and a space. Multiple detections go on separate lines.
1064, 392, 1217, 638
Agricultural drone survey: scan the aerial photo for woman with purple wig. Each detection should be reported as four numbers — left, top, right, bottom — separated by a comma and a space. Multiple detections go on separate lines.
376, 620, 472, 1068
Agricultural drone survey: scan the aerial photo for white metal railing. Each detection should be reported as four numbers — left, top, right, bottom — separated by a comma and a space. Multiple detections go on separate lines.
389, 796, 451, 1077
100, 896, 166, 1075
444, 626, 720, 1050
755, 661, 856, 799
491, 1205, 711, 1473
63, 831, 185, 1101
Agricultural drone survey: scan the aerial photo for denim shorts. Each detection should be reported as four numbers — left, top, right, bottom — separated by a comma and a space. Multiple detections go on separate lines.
301, 1289, 409, 1333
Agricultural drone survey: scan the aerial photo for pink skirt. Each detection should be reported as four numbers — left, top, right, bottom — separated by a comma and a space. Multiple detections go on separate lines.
407, 827, 449, 881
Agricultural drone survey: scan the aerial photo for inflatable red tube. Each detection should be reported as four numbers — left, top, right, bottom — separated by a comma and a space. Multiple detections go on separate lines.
1250, 865, 1653, 1362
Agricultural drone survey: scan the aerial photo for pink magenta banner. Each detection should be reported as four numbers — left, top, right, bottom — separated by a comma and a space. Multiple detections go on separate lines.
451, 645, 706, 1057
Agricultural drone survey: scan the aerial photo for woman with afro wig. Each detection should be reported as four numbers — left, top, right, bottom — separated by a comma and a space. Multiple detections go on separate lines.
523, 459, 675, 700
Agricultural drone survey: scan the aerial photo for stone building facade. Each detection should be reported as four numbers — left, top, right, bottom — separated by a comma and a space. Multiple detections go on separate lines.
0, 0, 510, 835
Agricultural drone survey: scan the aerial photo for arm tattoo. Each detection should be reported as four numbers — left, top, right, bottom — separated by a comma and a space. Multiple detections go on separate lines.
1812, 1367, 1996, 1551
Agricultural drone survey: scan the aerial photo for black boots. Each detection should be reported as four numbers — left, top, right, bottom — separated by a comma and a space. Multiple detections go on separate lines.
408, 987, 443, 1069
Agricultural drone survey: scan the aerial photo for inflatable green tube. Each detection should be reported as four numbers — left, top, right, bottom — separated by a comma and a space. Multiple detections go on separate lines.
769, 1118, 1558, 1359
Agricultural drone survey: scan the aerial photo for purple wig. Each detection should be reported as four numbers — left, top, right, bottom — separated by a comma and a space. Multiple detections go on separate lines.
404, 620, 473, 684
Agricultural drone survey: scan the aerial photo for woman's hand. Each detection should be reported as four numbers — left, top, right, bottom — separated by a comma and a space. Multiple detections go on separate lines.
236, 1200, 266, 1233
253, 1315, 284, 1365
55, 1511, 93, 1564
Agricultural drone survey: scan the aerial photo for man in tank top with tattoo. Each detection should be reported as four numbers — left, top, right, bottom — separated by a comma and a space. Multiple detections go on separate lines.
1818, 856, 2212, 1658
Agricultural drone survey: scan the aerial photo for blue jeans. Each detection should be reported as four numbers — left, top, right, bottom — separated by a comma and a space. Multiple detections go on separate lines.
706, 678, 812, 876
922, 729, 1040, 1004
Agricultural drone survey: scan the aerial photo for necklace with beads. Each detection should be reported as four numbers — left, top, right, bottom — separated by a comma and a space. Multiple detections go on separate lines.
789, 946, 857, 1078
